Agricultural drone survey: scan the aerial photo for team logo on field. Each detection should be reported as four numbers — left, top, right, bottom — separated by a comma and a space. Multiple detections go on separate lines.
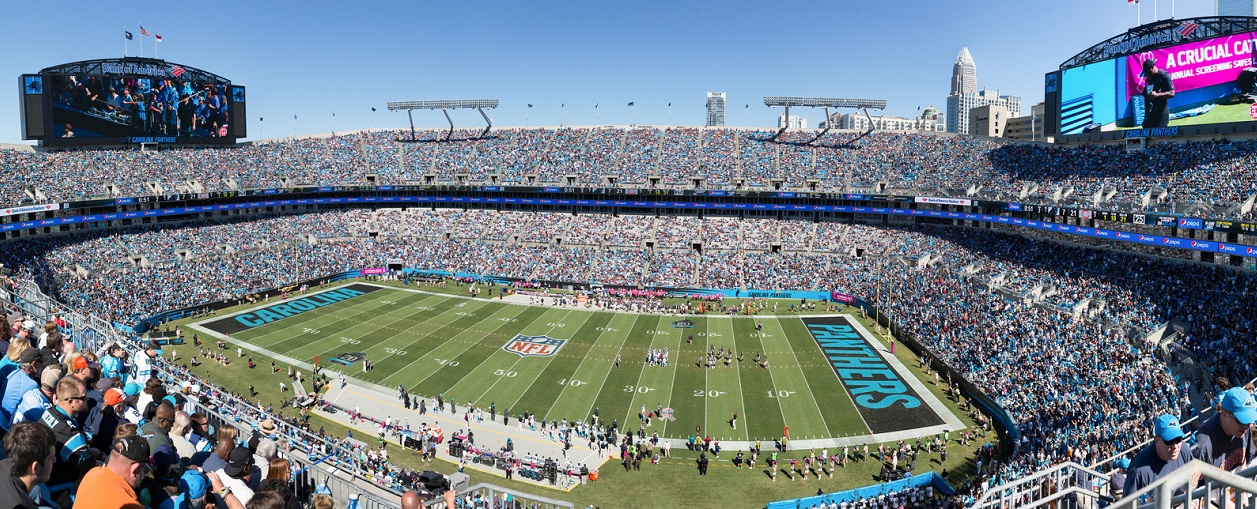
671, 320, 696, 329
329, 352, 366, 366
502, 335, 566, 357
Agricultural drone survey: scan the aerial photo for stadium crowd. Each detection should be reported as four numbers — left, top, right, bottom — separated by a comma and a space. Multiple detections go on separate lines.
1, 205, 1256, 507
6, 129, 1257, 220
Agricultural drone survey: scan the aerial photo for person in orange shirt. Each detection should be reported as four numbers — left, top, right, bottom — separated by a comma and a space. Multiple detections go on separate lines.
74, 435, 152, 509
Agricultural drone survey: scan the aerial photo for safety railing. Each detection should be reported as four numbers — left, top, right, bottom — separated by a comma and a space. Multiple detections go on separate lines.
1113, 460, 1257, 509
971, 461, 1111, 509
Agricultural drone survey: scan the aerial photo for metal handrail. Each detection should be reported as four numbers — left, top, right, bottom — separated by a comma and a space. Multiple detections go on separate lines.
972, 461, 1111, 509
1112, 460, 1257, 509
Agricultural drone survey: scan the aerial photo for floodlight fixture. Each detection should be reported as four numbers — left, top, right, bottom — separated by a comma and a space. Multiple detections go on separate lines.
387, 99, 501, 140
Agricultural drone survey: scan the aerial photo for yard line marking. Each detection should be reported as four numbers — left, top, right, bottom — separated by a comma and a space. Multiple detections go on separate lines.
500, 310, 595, 412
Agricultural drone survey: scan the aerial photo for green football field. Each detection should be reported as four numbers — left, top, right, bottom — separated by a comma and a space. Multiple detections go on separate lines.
190, 282, 901, 442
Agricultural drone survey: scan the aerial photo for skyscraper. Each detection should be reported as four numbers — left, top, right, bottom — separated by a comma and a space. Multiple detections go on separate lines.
951, 47, 977, 96
706, 92, 726, 127
1218, 0, 1257, 16
945, 48, 1021, 134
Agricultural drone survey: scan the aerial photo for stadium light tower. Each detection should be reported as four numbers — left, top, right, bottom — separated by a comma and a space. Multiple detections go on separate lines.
762, 96, 887, 142
386, 99, 500, 141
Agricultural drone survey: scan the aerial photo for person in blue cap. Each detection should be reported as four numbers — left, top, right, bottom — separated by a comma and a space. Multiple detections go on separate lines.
156, 469, 207, 509
1110, 458, 1130, 500
1194, 386, 1256, 471
1124, 414, 1193, 496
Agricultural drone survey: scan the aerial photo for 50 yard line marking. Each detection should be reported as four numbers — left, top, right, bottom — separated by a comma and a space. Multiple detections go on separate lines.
378, 301, 528, 386
500, 310, 594, 413
460, 309, 580, 407
405, 305, 551, 392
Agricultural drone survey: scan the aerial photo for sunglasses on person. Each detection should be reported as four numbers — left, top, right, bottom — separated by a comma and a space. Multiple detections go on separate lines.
1163, 436, 1184, 446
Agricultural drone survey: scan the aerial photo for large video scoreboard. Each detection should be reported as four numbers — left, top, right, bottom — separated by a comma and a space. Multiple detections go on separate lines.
1047, 16, 1257, 138
20, 57, 246, 146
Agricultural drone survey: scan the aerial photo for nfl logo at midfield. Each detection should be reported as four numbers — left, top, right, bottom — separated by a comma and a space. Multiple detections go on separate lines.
503, 334, 567, 357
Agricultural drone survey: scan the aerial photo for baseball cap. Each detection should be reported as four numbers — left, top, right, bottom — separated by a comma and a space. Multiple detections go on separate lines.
1115, 458, 1131, 469
1154, 414, 1186, 442
39, 368, 62, 391
113, 435, 153, 468
71, 356, 99, 372
18, 348, 39, 365
179, 470, 208, 499
123, 382, 141, 398
224, 447, 254, 477
104, 388, 126, 406
151, 445, 181, 471
1141, 57, 1158, 76
1220, 387, 1257, 425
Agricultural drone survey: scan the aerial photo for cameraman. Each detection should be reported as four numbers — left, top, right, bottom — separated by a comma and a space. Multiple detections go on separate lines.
402, 487, 456, 508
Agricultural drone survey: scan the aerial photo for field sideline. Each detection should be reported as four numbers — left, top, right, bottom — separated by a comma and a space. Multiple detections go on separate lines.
187, 281, 957, 444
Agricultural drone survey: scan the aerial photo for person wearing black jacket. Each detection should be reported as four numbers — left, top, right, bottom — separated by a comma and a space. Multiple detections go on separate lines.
0, 422, 57, 509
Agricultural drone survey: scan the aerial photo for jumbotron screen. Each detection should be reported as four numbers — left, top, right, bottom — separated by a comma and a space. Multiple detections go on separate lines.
1058, 30, 1257, 135
46, 74, 231, 140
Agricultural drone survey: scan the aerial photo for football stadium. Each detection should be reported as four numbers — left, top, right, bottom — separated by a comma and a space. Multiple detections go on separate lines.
6, 4, 1257, 509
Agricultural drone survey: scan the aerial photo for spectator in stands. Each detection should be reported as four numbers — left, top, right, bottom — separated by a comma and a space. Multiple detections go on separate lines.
164, 470, 209, 509
0, 349, 41, 436
310, 493, 334, 509
99, 345, 127, 384
93, 387, 128, 453
141, 401, 177, 453
1193, 387, 1256, 470
217, 447, 256, 504
11, 367, 61, 426
197, 437, 233, 473
244, 492, 283, 509
254, 474, 298, 509
43, 376, 96, 507
401, 488, 455, 509
0, 339, 28, 383
75, 435, 151, 509
169, 411, 197, 461
0, 421, 57, 509
1124, 414, 1193, 496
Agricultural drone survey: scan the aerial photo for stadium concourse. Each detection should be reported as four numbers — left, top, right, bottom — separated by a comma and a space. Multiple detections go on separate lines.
1, 128, 1257, 219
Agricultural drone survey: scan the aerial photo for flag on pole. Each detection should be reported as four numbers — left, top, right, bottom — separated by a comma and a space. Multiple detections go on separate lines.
332, 111, 336, 117
125, 31, 133, 40
140, 26, 150, 36
155, 35, 162, 42
294, 114, 297, 120
668, 102, 672, 107
627, 101, 635, 106
371, 107, 376, 112
527, 104, 533, 108
595, 103, 599, 108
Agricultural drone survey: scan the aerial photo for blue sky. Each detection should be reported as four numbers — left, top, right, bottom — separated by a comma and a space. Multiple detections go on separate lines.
0, 0, 1215, 143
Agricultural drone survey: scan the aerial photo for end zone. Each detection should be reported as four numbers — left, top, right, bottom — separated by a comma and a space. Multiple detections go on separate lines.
802, 315, 964, 436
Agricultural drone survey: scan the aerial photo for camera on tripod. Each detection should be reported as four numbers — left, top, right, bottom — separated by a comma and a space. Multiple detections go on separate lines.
417, 470, 451, 498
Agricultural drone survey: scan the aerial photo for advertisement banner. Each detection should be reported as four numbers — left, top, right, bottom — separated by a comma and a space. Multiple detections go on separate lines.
361, 267, 387, 275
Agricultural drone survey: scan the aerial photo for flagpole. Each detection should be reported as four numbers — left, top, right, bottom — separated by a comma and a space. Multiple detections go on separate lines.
124, 29, 128, 57
138, 21, 143, 57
